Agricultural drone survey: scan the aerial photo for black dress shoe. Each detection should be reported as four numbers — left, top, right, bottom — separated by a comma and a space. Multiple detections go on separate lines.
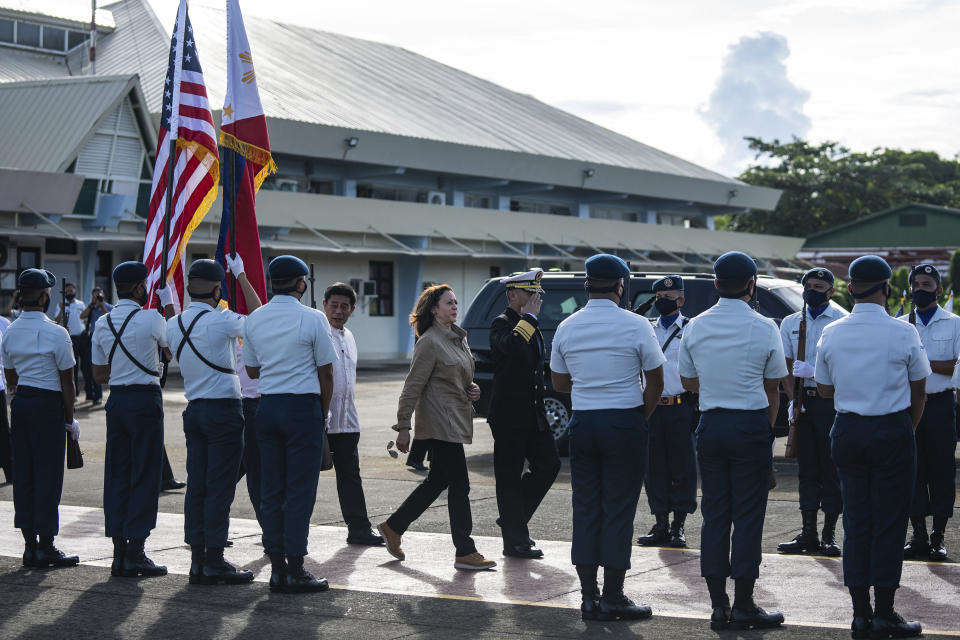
282, 569, 329, 593
161, 478, 186, 491
405, 461, 428, 472
22, 546, 38, 568
870, 611, 921, 638
269, 569, 285, 593
122, 540, 167, 577
346, 528, 385, 546
189, 559, 204, 584
902, 537, 929, 559
728, 604, 784, 629
928, 533, 947, 561
710, 605, 731, 630
637, 514, 670, 546
581, 597, 600, 621
851, 616, 872, 639
597, 594, 653, 621
34, 545, 79, 568
202, 559, 254, 585
503, 544, 544, 559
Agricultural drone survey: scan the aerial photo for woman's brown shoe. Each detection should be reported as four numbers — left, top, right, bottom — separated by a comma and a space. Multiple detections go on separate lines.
377, 522, 405, 561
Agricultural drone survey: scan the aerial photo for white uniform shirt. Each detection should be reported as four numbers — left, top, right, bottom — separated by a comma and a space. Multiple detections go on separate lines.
653, 313, 687, 397
166, 303, 244, 401
242, 295, 338, 396
550, 298, 666, 411
56, 298, 86, 336
90, 299, 167, 387
896, 306, 960, 394
327, 326, 360, 434
0, 311, 75, 391
678, 298, 787, 411
780, 303, 846, 388
236, 342, 259, 399
0, 315, 10, 392
816, 303, 931, 415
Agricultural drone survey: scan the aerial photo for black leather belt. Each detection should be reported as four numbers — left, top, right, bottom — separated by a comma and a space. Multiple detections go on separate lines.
803, 388, 819, 398
659, 393, 689, 406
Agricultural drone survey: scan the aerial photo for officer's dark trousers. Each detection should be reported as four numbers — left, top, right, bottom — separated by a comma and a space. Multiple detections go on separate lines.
256, 394, 325, 556
831, 410, 915, 588
387, 439, 477, 557
79, 339, 101, 402
910, 390, 957, 518
490, 422, 561, 546
183, 398, 244, 548
104, 385, 164, 539
645, 402, 697, 515
327, 432, 372, 533
696, 408, 772, 579
569, 407, 647, 570
796, 394, 842, 514
0, 390, 12, 482
10, 387, 65, 536
236, 397, 262, 524
70, 337, 82, 395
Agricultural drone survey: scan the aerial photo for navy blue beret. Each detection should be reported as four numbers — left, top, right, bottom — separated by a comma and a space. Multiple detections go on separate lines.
268, 255, 309, 280
17, 268, 56, 290
585, 254, 630, 280
113, 261, 148, 285
652, 275, 684, 292
801, 267, 834, 287
848, 255, 892, 281
188, 259, 226, 282
909, 263, 941, 285
714, 251, 757, 279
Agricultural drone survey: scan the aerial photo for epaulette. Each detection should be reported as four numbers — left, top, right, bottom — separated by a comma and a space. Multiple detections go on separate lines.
512, 317, 536, 343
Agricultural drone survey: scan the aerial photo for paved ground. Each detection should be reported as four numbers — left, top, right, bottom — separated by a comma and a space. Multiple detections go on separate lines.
1, 367, 958, 639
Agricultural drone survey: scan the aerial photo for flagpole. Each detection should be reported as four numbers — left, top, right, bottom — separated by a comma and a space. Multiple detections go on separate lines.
229, 153, 237, 311
161, 136, 176, 298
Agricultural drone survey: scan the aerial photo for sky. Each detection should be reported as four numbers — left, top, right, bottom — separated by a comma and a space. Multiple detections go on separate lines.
141, 0, 960, 177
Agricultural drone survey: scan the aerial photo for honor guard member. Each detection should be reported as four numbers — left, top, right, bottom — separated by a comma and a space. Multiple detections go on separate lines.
166, 257, 262, 585
1, 269, 79, 568
900, 264, 959, 561
636, 275, 697, 549
778, 268, 844, 556
815, 255, 928, 639
488, 269, 561, 559
91, 261, 172, 578
243, 255, 338, 594
550, 254, 665, 622
678, 251, 787, 631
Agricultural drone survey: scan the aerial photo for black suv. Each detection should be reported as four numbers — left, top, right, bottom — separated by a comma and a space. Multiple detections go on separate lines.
463, 271, 843, 453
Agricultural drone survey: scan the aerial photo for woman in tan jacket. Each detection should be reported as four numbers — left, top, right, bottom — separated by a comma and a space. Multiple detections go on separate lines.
377, 285, 496, 571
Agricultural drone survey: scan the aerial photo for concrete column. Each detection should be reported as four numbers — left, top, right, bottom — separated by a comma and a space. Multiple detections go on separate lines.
338, 179, 357, 197
497, 195, 510, 211
80, 241, 97, 298
705, 215, 716, 230
452, 190, 465, 207
577, 203, 590, 218
396, 254, 424, 358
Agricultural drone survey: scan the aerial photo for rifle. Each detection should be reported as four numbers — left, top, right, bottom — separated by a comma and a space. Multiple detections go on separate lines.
633, 295, 656, 317
60, 279, 84, 469
60, 278, 68, 329
309, 263, 317, 309
908, 266, 916, 325
784, 299, 806, 459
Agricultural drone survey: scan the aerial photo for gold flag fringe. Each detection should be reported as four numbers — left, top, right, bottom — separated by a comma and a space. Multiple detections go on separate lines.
219, 130, 278, 194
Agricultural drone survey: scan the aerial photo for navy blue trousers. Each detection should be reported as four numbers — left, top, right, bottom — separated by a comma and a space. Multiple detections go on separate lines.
103, 386, 163, 539
237, 397, 262, 525
696, 408, 772, 579
910, 390, 957, 518
644, 401, 697, 515
10, 387, 65, 536
183, 398, 244, 547
256, 394, 325, 556
328, 432, 373, 533
569, 407, 647, 570
831, 410, 915, 588
796, 394, 842, 514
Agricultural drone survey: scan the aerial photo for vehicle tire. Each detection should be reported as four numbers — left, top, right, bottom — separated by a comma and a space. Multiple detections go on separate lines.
544, 393, 571, 457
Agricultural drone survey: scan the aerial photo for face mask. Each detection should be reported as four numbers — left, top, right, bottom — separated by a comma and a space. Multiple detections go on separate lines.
654, 297, 679, 316
802, 289, 829, 308
911, 289, 938, 309
65, 294, 76, 302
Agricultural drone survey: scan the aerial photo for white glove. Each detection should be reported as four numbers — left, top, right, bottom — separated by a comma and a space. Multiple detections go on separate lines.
157, 286, 175, 307
65, 419, 80, 441
792, 359, 815, 379
787, 400, 806, 418
226, 254, 245, 277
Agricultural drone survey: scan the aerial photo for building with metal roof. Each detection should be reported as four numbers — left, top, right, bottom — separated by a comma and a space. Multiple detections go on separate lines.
0, 0, 803, 359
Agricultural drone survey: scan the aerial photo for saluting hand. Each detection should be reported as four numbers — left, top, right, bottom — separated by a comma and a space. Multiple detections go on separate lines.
520, 292, 542, 317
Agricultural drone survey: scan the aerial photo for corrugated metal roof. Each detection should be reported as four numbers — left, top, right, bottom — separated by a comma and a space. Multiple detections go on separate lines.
0, 74, 137, 171
90, 0, 738, 184
0, 1, 115, 29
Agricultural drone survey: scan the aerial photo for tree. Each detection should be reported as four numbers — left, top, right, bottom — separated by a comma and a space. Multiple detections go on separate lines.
723, 138, 960, 237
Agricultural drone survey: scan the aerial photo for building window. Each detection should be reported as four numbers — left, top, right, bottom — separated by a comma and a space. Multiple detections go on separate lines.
0, 19, 13, 43
16, 21, 40, 47
357, 183, 428, 203
899, 213, 926, 227
309, 180, 334, 194
510, 199, 571, 216
369, 261, 394, 316
68, 30, 87, 49
466, 193, 491, 209
17, 247, 40, 271
42, 25, 65, 51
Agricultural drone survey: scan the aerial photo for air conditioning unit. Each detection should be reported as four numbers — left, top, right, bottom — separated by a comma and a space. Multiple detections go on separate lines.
361, 280, 378, 297
427, 191, 447, 206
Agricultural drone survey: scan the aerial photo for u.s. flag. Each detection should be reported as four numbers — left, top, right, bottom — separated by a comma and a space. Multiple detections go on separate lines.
142, 0, 219, 310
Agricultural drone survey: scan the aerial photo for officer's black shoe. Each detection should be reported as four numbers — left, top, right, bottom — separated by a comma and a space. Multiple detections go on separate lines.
503, 543, 544, 559
267, 553, 286, 593
710, 605, 732, 630
161, 478, 186, 491
405, 460, 428, 472
778, 510, 819, 554
597, 594, 653, 621
188, 545, 204, 584
576, 564, 600, 621
851, 616, 872, 639
637, 513, 670, 546
34, 544, 79, 568
728, 604, 784, 629
581, 596, 601, 621
111, 537, 127, 577
929, 516, 948, 561
21, 544, 38, 568
282, 555, 329, 593
346, 528, 385, 546
869, 611, 921, 638
821, 512, 842, 557
668, 512, 687, 548
121, 538, 167, 577
903, 517, 928, 559
202, 548, 254, 585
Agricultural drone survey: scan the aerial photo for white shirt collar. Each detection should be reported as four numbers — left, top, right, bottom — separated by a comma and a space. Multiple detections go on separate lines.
716, 297, 752, 311
585, 298, 619, 309
852, 303, 887, 314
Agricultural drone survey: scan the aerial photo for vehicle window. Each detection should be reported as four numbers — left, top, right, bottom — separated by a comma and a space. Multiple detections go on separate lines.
630, 280, 718, 318
539, 290, 589, 330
